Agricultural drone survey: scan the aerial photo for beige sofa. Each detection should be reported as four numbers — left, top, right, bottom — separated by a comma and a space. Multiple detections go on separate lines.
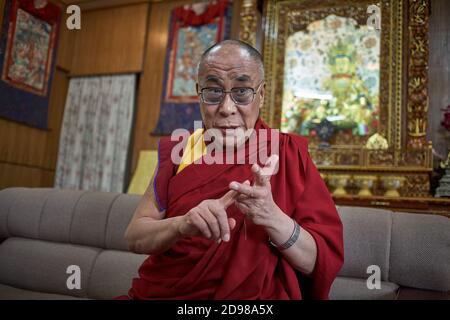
0, 187, 448, 300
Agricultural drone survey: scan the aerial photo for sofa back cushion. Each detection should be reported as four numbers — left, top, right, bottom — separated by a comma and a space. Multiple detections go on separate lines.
389, 212, 450, 292
336, 206, 392, 281
0, 188, 140, 251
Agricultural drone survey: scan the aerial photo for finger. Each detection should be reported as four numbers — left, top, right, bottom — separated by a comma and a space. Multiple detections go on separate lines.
236, 193, 251, 202
228, 218, 236, 230
199, 210, 221, 240
252, 163, 269, 187
189, 212, 212, 239
229, 181, 262, 198
260, 154, 279, 176
218, 189, 238, 209
209, 204, 231, 242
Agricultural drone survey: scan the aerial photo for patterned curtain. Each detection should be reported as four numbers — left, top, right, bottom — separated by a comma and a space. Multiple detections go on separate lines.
54, 74, 136, 193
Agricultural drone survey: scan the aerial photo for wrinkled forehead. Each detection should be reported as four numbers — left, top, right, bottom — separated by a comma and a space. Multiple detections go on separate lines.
197, 45, 261, 82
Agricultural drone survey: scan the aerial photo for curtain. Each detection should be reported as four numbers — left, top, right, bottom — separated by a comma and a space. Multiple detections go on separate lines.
55, 74, 136, 193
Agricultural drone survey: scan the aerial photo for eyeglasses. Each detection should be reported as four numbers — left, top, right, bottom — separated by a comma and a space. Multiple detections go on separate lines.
198, 82, 264, 105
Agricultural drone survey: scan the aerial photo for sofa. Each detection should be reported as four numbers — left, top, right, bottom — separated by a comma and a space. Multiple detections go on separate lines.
0, 187, 448, 300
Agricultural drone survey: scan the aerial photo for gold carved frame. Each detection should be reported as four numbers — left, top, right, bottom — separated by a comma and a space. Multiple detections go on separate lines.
260, 0, 432, 197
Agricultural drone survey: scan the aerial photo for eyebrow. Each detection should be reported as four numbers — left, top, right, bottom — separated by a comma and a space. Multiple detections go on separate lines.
234, 75, 252, 82
204, 75, 223, 85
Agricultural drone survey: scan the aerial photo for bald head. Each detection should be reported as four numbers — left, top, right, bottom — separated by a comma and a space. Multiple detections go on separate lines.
197, 39, 264, 81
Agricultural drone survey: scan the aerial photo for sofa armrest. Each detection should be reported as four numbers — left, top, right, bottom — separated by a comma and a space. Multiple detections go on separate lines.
397, 287, 450, 300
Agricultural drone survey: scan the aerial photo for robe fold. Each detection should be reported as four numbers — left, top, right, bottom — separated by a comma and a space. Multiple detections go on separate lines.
120, 118, 344, 300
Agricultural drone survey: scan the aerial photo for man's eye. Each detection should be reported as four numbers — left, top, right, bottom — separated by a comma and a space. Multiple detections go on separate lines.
208, 88, 222, 94
234, 88, 249, 95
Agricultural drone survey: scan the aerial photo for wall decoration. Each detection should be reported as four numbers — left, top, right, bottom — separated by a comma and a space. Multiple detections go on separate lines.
0, 0, 61, 129
262, 0, 432, 198
152, 0, 232, 135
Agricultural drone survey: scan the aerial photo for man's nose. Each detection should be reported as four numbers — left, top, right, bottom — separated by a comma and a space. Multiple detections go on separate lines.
218, 93, 237, 116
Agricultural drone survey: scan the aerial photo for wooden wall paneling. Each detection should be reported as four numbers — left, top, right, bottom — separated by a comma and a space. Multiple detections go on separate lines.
130, 0, 242, 175
0, 0, 5, 31
0, 163, 54, 189
70, 3, 149, 76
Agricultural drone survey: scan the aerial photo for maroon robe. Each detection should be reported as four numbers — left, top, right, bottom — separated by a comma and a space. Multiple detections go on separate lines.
119, 118, 344, 299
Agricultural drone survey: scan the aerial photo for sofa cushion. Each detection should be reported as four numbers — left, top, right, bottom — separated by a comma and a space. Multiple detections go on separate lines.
0, 283, 89, 300
69, 191, 122, 248
0, 188, 54, 240
389, 212, 450, 292
104, 194, 140, 251
39, 189, 86, 243
0, 237, 100, 298
330, 276, 399, 300
87, 250, 147, 299
336, 206, 392, 281
0, 187, 26, 239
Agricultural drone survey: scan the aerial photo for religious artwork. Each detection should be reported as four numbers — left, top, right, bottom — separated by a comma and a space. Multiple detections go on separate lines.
152, 0, 233, 135
0, 0, 61, 129
281, 15, 380, 139
262, 0, 433, 197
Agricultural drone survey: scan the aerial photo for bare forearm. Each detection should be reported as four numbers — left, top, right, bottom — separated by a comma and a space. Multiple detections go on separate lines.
265, 208, 317, 275
125, 216, 183, 255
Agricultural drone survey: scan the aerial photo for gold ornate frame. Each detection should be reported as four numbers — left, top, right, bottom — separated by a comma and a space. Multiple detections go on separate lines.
260, 0, 432, 197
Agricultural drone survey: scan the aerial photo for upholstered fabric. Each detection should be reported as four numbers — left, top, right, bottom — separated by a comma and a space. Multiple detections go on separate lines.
0, 284, 89, 300
389, 212, 450, 292
0, 187, 448, 300
330, 277, 399, 300
0, 188, 139, 251
0, 237, 100, 298
336, 206, 392, 281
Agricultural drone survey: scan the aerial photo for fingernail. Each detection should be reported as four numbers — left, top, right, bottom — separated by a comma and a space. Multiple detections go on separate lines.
230, 182, 239, 190
223, 234, 230, 242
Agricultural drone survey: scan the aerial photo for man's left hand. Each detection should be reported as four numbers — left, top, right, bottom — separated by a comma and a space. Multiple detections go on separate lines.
229, 155, 282, 228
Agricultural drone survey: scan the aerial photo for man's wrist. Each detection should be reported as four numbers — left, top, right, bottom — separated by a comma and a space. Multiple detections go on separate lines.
264, 205, 291, 234
171, 216, 184, 240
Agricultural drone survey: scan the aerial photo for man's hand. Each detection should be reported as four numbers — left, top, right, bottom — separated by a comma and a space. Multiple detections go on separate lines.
177, 185, 248, 242
229, 155, 282, 228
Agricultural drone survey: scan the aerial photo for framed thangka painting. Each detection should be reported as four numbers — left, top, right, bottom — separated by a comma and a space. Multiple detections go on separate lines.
262, 0, 433, 198
0, 0, 61, 129
282, 15, 380, 139
152, 0, 233, 135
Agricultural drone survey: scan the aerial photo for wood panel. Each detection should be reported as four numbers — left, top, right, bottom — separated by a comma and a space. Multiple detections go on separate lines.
0, 163, 55, 189
130, 0, 242, 174
70, 3, 149, 76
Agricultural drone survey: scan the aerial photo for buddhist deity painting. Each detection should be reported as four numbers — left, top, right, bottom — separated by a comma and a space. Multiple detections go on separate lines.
281, 15, 380, 140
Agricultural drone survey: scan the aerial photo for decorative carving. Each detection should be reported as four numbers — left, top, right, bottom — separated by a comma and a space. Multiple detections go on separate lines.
239, 0, 258, 46
354, 175, 377, 196
366, 133, 388, 150
406, 0, 430, 149
260, 0, 433, 198
381, 176, 406, 197
328, 174, 351, 196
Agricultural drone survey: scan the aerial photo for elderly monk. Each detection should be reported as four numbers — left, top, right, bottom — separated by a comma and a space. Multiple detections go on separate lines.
119, 40, 344, 300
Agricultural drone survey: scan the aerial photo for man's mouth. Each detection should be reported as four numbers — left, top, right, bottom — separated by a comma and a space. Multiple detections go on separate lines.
215, 125, 242, 135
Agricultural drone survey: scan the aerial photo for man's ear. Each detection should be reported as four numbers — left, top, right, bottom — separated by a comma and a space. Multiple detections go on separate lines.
259, 83, 265, 109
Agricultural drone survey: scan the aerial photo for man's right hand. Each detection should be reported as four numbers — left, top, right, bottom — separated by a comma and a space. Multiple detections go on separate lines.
177, 181, 249, 242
